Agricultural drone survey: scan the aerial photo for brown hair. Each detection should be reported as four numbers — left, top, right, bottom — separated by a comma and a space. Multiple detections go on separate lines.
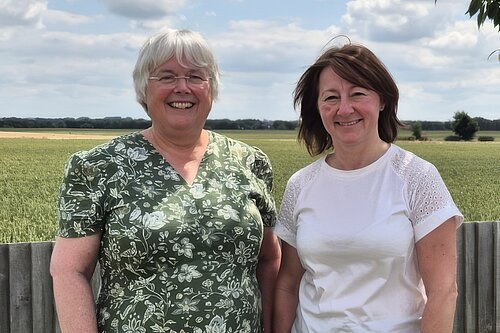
294, 43, 402, 156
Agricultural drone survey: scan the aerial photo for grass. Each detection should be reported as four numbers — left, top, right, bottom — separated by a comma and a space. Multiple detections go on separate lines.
0, 129, 499, 243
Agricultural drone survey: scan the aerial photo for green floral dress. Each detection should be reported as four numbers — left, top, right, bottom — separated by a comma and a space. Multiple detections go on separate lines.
57, 131, 276, 333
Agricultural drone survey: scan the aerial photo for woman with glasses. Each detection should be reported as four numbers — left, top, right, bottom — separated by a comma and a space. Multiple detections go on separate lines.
273, 42, 463, 333
51, 28, 281, 333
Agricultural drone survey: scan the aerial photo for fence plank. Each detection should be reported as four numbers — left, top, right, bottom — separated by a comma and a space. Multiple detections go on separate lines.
0, 244, 10, 333
9, 243, 33, 333
478, 222, 495, 332
494, 221, 500, 333
454, 224, 465, 333
463, 222, 478, 332
31, 242, 55, 333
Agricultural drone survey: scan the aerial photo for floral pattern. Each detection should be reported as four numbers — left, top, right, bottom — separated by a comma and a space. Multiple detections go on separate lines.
57, 131, 276, 333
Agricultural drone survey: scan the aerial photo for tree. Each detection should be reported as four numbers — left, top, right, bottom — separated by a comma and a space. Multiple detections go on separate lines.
411, 122, 423, 140
451, 111, 480, 141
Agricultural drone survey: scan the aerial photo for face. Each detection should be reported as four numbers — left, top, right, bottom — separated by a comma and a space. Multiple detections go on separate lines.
145, 57, 212, 135
317, 66, 384, 148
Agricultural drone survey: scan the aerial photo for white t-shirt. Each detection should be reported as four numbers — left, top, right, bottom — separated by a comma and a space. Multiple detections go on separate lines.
274, 144, 463, 333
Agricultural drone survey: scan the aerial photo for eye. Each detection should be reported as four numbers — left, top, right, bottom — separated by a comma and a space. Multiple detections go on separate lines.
158, 74, 176, 83
323, 95, 339, 102
187, 75, 205, 84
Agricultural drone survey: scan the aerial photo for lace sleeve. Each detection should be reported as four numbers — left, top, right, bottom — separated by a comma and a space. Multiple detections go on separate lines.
274, 176, 301, 247
399, 153, 463, 241
274, 160, 322, 247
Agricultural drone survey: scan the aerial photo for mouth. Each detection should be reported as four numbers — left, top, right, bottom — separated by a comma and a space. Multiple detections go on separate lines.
168, 102, 194, 109
336, 119, 362, 126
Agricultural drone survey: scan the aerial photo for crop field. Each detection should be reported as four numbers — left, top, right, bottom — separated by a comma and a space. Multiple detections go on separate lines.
1, 129, 499, 243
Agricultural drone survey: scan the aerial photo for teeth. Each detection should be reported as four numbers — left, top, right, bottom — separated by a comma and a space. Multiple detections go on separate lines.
337, 120, 360, 126
169, 102, 193, 109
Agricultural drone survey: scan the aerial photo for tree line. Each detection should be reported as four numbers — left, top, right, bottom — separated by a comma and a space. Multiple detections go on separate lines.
0, 116, 499, 131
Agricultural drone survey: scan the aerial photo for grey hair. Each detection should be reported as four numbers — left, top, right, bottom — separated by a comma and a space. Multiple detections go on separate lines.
133, 28, 220, 113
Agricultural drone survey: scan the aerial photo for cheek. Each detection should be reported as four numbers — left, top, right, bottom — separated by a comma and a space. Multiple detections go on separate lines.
318, 103, 337, 118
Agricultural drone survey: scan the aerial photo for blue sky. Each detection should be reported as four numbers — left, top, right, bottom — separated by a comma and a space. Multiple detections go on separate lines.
0, 0, 499, 121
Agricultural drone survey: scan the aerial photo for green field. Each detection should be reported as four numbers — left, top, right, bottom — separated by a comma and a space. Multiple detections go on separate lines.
1, 129, 499, 243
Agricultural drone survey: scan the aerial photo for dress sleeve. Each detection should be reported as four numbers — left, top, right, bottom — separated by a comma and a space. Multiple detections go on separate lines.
407, 161, 463, 242
250, 148, 277, 228
57, 152, 106, 237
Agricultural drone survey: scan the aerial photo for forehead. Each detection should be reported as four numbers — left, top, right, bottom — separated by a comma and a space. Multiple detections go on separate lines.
154, 57, 205, 73
318, 66, 352, 89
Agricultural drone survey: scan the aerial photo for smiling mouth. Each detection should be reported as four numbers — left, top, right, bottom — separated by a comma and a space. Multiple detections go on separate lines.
336, 119, 362, 126
168, 102, 194, 109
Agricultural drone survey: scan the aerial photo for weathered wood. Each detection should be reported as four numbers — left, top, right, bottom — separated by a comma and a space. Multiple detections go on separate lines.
478, 222, 495, 332
0, 244, 10, 333
9, 243, 33, 333
31, 242, 55, 333
463, 222, 478, 332
494, 221, 500, 333
454, 224, 465, 333
0, 221, 498, 333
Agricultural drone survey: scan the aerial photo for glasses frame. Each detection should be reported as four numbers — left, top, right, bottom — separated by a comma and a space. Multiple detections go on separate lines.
148, 74, 211, 86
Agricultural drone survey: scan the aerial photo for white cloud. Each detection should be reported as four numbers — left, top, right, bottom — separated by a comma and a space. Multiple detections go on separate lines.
0, 0, 47, 28
212, 20, 341, 73
428, 21, 478, 50
342, 0, 457, 41
41, 9, 93, 25
99, 0, 187, 19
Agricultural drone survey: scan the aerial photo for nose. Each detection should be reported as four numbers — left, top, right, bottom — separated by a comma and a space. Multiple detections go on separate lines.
173, 77, 191, 92
337, 98, 354, 116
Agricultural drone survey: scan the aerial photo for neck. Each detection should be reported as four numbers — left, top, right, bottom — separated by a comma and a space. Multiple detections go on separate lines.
327, 140, 390, 170
142, 126, 208, 158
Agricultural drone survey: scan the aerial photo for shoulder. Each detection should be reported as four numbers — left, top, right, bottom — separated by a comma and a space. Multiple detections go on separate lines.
208, 130, 270, 163
287, 157, 323, 189
64, 132, 146, 174
389, 144, 438, 183
70, 132, 145, 163
281, 157, 323, 204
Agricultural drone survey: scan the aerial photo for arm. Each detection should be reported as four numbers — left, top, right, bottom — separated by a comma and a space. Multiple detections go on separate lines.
273, 241, 305, 333
257, 227, 282, 333
417, 217, 459, 333
50, 234, 101, 333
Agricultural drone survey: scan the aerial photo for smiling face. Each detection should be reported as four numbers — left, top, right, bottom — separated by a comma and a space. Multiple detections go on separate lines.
317, 66, 384, 149
145, 57, 212, 136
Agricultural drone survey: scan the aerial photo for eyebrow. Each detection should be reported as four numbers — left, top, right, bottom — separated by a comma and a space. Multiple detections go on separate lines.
155, 68, 205, 75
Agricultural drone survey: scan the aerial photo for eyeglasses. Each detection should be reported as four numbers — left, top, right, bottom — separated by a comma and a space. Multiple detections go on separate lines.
148, 74, 211, 86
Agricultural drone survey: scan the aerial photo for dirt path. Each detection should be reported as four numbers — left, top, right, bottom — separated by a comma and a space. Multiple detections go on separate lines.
0, 131, 117, 140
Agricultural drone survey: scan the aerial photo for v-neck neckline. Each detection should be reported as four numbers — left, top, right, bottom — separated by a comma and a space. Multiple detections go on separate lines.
137, 130, 213, 187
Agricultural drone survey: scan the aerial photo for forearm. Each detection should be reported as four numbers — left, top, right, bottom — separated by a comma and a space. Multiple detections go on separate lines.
53, 273, 99, 333
257, 257, 280, 332
273, 287, 299, 333
420, 286, 457, 333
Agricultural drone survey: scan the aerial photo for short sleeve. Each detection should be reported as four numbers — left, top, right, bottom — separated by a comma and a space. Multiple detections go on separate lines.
274, 160, 322, 248
273, 176, 300, 248
406, 161, 463, 241
250, 148, 277, 227
57, 152, 106, 237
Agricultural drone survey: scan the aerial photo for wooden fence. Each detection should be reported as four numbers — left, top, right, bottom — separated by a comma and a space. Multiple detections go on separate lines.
0, 221, 498, 333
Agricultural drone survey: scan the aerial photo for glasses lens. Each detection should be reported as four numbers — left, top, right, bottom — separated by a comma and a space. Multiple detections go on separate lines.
187, 76, 205, 85
159, 75, 176, 84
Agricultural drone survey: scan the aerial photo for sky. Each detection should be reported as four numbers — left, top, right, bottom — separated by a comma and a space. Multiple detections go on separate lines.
0, 0, 499, 122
